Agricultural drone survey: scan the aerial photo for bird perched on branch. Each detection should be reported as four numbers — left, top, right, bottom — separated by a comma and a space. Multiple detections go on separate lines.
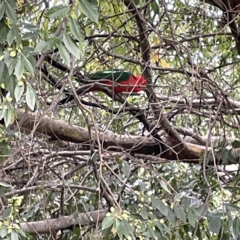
203, 0, 240, 54
58, 69, 147, 105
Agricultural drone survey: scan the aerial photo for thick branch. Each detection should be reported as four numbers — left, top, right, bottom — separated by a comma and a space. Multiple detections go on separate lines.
15, 109, 202, 160
20, 209, 108, 234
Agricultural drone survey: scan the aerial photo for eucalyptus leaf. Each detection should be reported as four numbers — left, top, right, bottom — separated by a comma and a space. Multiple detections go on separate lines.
79, 0, 99, 22
47, 5, 70, 19
0, 2, 6, 20
5, 2, 17, 23
26, 84, 36, 111
62, 33, 81, 59
14, 57, 24, 80
14, 83, 24, 102
2, 206, 12, 219
22, 54, 35, 75
59, 42, 70, 66
69, 18, 85, 42
102, 216, 114, 230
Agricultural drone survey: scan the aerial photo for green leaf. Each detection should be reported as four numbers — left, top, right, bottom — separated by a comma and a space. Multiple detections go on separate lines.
2, 205, 12, 219
79, 0, 99, 22
114, 219, 123, 239
14, 57, 24, 80
48, 5, 70, 19
173, 204, 187, 223
102, 216, 114, 230
151, 0, 159, 15
166, 207, 176, 225
47, 37, 60, 49
7, 27, 16, 45
233, 217, 240, 237
160, 180, 171, 193
22, 54, 35, 75
140, 206, 148, 220
4, 106, 14, 127
121, 219, 134, 238
147, 226, 158, 239
0, 22, 9, 44
11, 230, 19, 240
0, 181, 11, 187
18, 229, 26, 237
208, 214, 221, 234
22, 22, 39, 32
5, 2, 17, 23
33, 40, 50, 53
26, 84, 36, 111
232, 140, 240, 148
187, 208, 196, 227
59, 42, 70, 66
69, 18, 85, 42
14, 83, 24, 102
62, 33, 81, 59
0, 225, 7, 238
0, 2, 6, 21
0, 62, 8, 82
151, 196, 168, 216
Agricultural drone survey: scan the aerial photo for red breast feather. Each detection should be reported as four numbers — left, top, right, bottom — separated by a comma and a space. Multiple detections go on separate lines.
113, 75, 147, 93
89, 76, 147, 94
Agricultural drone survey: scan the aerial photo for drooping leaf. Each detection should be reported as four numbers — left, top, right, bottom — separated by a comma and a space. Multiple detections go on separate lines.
69, 17, 85, 42
114, 219, 123, 239
4, 106, 14, 127
79, 0, 99, 22
102, 216, 114, 230
62, 33, 81, 59
0, 22, 10, 44
14, 82, 24, 102
59, 42, 70, 66
2, 205, 12, 219
33, 40, 50, 53
47, 5, 70, 19
0, 225, 7, 238
26, 84, 36, 111
208, 213, 222, 234
174, 204, 187, 223
7, 28, 16, 45
151, 196, 168, 216
187, 208, 196, 227
160, 180, 171, 193
5, 2, 17, 23
11, 230, 19, 240
14, 57, 24, 80
233, 217, 240, 237
0, 2, 6, 20
0, 181, 11, 187
22, 54, 35, 75
0, 62, 8, 82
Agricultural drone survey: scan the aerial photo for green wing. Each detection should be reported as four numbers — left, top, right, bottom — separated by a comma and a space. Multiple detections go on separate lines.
86, 69, 131, 82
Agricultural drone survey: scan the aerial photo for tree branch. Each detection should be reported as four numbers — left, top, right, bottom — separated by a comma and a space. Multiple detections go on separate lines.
20, 209, 108, 234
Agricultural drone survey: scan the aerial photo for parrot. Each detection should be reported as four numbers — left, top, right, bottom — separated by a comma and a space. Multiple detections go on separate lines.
58, 69, 147, 104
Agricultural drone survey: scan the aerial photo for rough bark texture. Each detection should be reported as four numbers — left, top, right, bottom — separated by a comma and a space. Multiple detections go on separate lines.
20, 209, 108, 234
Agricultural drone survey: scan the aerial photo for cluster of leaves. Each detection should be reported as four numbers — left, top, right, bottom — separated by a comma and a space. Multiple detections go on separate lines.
0, 182, 25, 240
